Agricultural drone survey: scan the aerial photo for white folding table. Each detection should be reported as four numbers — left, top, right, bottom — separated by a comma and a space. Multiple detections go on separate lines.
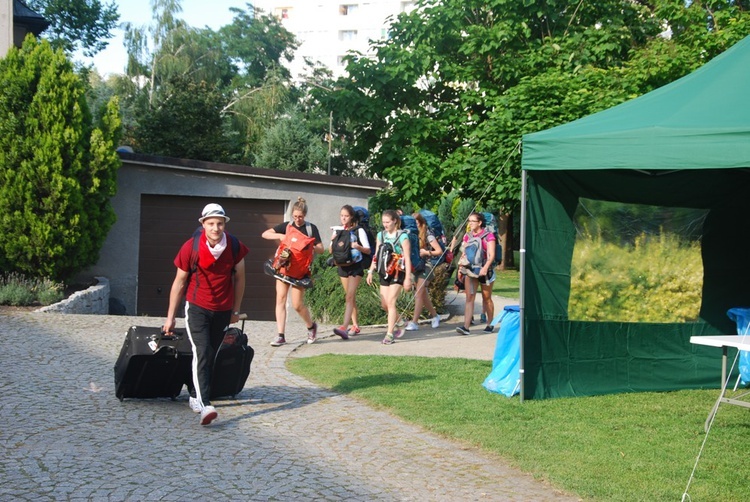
690, 335, 750, 431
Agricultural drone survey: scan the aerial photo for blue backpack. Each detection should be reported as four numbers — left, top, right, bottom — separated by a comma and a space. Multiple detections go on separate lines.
353, 206, 376, 268
419, 209, 448, 266
481, 212, 502, 266
399, 215, 424, 272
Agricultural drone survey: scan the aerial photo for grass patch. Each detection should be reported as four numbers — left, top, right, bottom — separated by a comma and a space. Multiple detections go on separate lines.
492, 268, 519, 298
288, 355, 750, 501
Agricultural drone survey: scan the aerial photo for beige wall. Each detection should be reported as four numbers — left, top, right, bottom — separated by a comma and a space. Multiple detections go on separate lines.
0, 0, 12, 57
78, 155, 385, 315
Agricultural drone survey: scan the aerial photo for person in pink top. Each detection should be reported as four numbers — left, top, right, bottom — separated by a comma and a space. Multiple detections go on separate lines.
163, 203, 249, 426
456, 212, 496, 336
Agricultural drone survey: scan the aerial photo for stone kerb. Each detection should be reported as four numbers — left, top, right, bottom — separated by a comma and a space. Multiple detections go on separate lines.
36, 276, 109, 315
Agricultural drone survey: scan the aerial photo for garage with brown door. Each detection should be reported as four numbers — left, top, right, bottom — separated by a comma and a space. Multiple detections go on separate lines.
79, 152, 386, 318
137, 195, 284, 320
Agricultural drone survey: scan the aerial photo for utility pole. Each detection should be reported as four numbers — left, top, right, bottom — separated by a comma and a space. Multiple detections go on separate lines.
327, 110, 333, 175
0, 0, 12, 58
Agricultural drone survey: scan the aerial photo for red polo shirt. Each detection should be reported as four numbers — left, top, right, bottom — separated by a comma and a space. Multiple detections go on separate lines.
174, 232, 249, 311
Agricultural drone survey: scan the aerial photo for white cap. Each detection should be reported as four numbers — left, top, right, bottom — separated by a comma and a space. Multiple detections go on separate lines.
199, 203, 230, 223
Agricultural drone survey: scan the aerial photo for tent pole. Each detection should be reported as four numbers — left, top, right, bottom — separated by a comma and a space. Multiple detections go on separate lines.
519, 169, 528, 403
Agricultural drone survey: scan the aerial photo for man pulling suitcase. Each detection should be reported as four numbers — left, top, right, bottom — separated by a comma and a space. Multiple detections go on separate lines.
163, 203, 249, 426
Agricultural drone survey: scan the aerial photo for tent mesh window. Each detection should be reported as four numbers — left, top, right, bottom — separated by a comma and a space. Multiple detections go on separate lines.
569, 199, 706, 323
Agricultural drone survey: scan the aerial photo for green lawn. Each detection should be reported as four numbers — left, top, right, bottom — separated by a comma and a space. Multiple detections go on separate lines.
288, 355, 750, 500
492, 268, 519, 298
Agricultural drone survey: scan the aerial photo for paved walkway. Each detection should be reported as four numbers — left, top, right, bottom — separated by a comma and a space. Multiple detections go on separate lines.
0, 294, 579, 501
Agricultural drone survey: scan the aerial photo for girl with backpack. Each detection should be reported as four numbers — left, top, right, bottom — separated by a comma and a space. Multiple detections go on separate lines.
366, 209, 413, 345
405, 212, 442, 331
261, 197, 324, 346
456, 212, 497, 336
330, 205, 371, 340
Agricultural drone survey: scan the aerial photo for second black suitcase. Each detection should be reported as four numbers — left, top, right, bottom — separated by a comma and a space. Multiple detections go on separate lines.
114, 326, 193, 401
210, 325, 254, 399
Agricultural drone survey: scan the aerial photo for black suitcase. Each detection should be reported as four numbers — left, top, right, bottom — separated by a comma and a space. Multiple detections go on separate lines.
114, 326, 193, 401
210, 321, 254, 399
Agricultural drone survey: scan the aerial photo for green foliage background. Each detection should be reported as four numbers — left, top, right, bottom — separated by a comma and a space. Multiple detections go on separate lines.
306, 254, 451, 325
570, 233, 703, 322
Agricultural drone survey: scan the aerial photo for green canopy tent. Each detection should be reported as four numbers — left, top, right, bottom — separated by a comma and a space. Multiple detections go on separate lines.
519, 35, 750, 400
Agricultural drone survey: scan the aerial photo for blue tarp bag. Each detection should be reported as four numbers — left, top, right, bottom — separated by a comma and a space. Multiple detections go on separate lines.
726, 307, 750, 385
482, 305, 521, 397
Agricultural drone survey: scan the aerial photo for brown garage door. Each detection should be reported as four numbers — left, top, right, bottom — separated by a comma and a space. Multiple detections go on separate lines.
137, 195, 285, 320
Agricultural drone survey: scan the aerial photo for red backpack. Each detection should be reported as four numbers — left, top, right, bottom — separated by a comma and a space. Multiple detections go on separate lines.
272, 224, 316, 279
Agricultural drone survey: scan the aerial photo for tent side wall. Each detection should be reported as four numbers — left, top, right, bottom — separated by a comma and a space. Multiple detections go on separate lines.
523, 170, 750, 399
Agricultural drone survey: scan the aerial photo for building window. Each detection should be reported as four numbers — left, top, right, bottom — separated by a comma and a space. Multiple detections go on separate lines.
274, 7, 291, 19
339, 30, 358, 41
340, 4, 358, 15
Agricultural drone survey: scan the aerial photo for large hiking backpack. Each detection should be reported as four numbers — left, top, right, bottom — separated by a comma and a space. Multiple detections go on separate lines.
481, 212, 502, 266
461, 230, 490, 270
352, 206, 376, 269
399, 215, 424, 272
375, 235, 400, 280
353, 206, 370, 226
418, 209, 449, 266
272, 224, 315, 279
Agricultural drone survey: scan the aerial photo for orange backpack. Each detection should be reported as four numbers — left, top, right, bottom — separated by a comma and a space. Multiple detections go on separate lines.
272, 224, 316, 279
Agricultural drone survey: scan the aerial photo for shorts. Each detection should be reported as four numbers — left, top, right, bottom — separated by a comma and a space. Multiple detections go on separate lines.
476, 268, 495, 285
338, 261, 365, 278
414, 263, 434, 282
379, 270, 406, 286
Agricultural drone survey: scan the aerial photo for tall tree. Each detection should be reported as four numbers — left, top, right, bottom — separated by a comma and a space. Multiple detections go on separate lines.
315, 0, 750, 213
0, 37, 121, 281
118, 1, 300, 164
28, 0, 119, 57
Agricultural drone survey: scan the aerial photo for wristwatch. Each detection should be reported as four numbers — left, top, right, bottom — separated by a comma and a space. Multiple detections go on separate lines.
233, 311, 240, 316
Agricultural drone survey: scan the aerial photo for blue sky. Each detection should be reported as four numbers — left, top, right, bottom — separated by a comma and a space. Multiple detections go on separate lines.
75, 0, 248, 76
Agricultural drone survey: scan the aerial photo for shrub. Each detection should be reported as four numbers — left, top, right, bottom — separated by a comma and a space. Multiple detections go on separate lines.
0, 37, 121, 282
307, 254, 449, 325
569, 233, 702, 322
0, 272, 64, 306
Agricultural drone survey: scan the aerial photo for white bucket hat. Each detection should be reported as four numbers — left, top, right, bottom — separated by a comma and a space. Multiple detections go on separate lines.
199, 203, 230, 223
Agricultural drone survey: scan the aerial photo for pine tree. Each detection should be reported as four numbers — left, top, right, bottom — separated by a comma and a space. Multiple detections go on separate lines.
0, 36, 121, 281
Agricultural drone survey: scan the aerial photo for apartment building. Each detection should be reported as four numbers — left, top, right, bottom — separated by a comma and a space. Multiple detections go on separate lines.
253, 0, 416, 78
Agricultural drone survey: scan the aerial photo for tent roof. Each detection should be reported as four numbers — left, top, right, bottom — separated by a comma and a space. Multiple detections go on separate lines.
522, 35, 750, 171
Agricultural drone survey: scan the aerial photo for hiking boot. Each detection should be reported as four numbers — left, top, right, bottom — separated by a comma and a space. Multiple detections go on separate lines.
333, 326, 350, 340
405, 321, 419, 331
382, 333, 395, 345
456, 326, 471, 336
270, 335, 286, 347
307, 323, 318, 344
483, 325, 494, 333
189, 397, 202, 413
200, 405, 218, 426
431, 315, 440, 328
348, 326, 361, 336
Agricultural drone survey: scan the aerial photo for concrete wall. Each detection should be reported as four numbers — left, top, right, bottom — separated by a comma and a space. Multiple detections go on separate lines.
78, 154, 386, 315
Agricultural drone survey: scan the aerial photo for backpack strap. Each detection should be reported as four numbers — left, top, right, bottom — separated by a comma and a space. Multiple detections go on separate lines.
188, 230, 241, 301
188, 228, 203, 302
305, 222, 312, 237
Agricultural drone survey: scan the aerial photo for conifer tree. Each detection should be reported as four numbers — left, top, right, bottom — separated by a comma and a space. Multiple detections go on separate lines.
0, 36, 121, 281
